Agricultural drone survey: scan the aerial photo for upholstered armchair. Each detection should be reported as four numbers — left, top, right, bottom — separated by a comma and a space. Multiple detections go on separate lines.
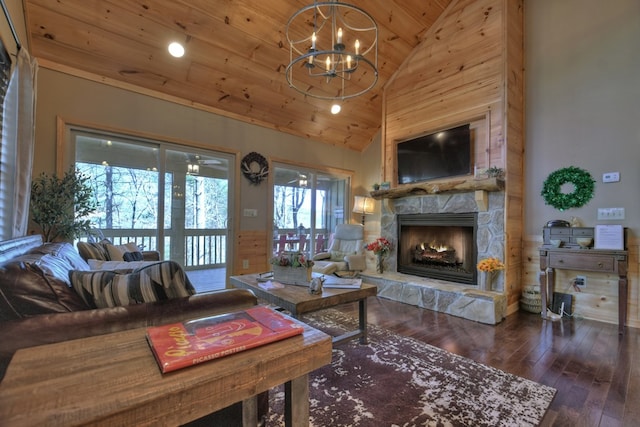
312, 224, 366, 275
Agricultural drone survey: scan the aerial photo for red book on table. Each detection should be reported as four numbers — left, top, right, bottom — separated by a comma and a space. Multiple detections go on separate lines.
146, 306, 304, 373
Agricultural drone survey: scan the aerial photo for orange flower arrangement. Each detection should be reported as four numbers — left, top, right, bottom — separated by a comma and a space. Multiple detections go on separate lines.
477, 257, 505, 272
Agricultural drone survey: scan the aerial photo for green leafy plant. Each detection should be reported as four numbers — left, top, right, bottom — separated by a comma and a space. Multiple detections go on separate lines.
485, 166, 505, 178
30, 168, 97, 242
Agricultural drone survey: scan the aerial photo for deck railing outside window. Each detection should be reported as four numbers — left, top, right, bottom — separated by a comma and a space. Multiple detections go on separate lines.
79, 229, 226, 270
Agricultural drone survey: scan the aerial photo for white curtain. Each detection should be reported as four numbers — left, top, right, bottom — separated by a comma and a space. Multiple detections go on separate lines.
2, 48, 38, 238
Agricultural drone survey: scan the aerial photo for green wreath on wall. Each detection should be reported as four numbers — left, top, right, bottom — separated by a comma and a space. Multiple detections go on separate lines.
541, 166, 595, 211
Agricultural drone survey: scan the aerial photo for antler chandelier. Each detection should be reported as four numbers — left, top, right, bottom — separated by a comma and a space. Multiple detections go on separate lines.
285, 0, 378, 102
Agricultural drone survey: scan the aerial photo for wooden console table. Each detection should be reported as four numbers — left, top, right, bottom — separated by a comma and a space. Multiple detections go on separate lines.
0, 322, 332, 426
538, 247, 628, 334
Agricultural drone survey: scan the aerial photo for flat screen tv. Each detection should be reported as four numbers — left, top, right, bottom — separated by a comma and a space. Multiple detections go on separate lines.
397, 124, 472, 185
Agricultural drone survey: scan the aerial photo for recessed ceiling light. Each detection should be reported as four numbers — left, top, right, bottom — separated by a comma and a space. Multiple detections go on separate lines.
168, 42, 185, 58
331, 104, 341, 114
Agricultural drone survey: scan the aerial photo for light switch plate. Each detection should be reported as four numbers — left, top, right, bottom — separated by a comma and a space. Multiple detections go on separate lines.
243, 208, 258, 217
597, 207, 625, 220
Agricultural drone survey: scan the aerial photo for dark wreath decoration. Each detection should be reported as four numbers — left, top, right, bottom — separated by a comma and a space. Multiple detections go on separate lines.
241, 152, 269, 185
541, 166, 595, 211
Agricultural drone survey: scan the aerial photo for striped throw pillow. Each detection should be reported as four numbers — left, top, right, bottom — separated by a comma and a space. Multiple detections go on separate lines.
70, 261, 196, 309
76, 241, 110, 262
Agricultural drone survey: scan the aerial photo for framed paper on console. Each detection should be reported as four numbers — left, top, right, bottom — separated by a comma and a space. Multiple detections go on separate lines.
594, 225, 624, 250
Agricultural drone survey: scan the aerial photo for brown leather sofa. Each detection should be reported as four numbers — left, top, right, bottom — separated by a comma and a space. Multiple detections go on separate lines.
0, 235, 265, 426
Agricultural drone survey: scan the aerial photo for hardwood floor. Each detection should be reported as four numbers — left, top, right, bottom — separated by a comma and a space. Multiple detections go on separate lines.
336, 297, 640, 426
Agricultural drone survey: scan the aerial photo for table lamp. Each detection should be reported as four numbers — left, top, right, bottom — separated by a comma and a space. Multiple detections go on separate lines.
353, 196, 375, 225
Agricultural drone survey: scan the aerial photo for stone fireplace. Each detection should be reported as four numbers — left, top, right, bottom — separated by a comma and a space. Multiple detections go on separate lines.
397, 213, 477, 285
361, 186, 507, 324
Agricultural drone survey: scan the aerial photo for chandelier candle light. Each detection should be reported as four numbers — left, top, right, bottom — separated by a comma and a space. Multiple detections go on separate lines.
285, 0, 378, 105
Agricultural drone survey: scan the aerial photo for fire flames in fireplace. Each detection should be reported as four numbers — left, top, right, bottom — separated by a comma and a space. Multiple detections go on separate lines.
413, 241, 461, 267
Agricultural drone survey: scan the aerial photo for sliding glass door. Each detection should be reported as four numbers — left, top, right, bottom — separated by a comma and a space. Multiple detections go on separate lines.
272, 164, 350, 256
164, 148, 230, 270
72, 129, 233, 284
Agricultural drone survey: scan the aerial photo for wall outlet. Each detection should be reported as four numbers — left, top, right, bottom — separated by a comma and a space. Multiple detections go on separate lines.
242, 259, 249, 269
575, 275, 586, 288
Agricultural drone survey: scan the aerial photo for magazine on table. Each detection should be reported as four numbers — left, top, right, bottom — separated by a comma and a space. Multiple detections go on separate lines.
146, 306, 304, 373
320, 275, 362, 289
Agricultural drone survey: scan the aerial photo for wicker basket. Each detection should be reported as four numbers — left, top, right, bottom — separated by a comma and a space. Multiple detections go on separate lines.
520, 286, 542, 314
272, 265, 312, 285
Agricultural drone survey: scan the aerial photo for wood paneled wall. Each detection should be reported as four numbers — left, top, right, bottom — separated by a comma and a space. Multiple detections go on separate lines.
233, 230, 269, 276
382, 0, 524, 311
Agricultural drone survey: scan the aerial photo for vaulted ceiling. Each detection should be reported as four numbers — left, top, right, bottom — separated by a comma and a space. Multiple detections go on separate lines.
24, 0, 452, 151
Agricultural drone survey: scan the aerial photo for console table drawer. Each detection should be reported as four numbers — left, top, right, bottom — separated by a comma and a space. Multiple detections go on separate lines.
549, 252, 614, 272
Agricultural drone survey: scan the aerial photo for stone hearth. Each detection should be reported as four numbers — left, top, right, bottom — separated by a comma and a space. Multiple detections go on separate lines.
361, 271, 506, 325
366, 188, 507, 324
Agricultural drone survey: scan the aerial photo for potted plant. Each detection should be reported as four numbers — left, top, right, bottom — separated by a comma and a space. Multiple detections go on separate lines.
270, 252, 314, 285
486, 166, 504, 178
30, 167, 97, 242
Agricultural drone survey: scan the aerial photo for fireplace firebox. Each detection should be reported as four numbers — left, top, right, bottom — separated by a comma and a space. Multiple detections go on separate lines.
397, 213, 478, 285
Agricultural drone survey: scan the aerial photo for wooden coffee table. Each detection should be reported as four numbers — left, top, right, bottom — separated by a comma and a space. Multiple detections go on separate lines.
230, 273, 377, 345
0, 321, 331, 427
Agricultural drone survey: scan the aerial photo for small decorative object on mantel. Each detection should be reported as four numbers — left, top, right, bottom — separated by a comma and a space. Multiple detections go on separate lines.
366, 237, 393, 274
541, 166, 595, 211
485, 166, 505, 178
372, 183, 380, 191
241, 152, 269, 185
477, 257, 505, 291
270, 251, 314, 285
379, 182, 391, 190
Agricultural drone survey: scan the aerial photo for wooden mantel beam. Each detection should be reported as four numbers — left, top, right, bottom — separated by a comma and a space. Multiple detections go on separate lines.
369, 177, 504, 200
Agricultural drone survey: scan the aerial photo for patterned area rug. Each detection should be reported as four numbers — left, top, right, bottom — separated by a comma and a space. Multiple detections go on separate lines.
265, 309, 556, 427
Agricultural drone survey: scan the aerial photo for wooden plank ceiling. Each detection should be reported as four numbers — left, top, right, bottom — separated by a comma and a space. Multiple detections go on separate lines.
24, 0, 452, 151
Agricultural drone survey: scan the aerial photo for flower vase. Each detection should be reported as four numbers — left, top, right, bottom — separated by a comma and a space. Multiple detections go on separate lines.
480, 270, 498, 291
376, 254, 385, 274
